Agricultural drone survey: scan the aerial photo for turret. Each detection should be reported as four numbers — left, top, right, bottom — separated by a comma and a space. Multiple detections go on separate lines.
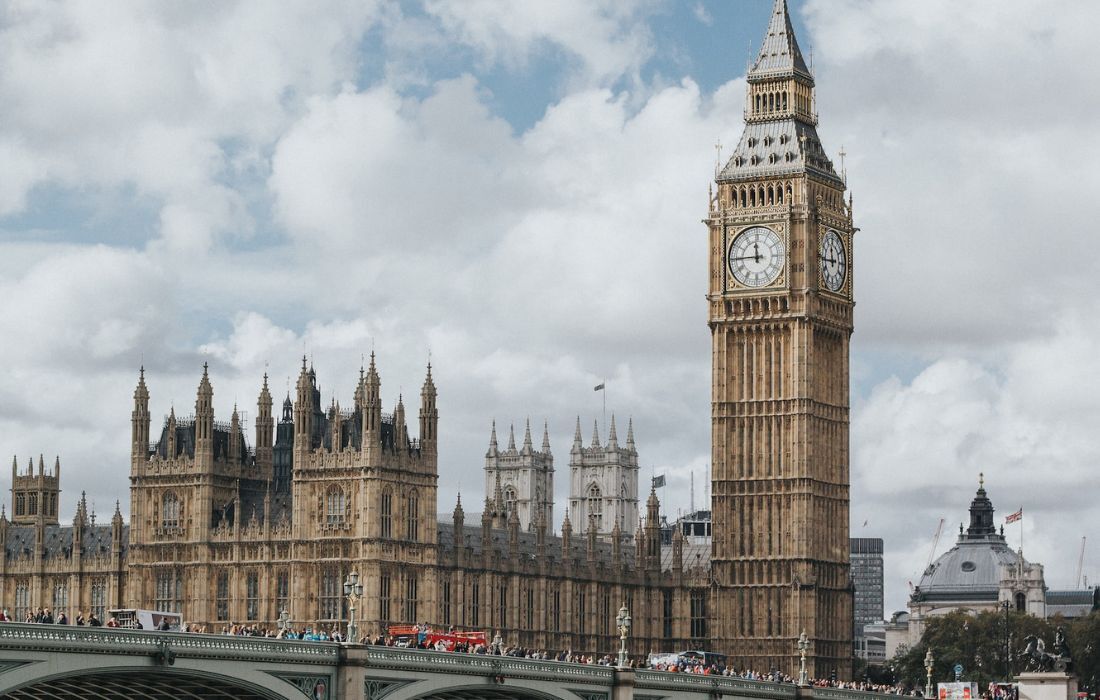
393, 395, 407, 451
131, 366, 150, 463
72, 491, 88, 562
535, 504, 547, 560
645, 487, 661, 571
492, 468, 506, 529
229, 403, 241, 465
293, 356, 313, 458
486, 420, 499, 457
586, 512, 598, 563
255, 373, 274, 470
453, 494, 465, 564
481, 497, 493, 563
561, 512, 573, 563
672, 525, 684, 574
111, 501, 124, 557
361, 352, 382, 465
419, 363, 438, 457
194, 363, 215, 470
166, 406, 177, 458
508, 506, 520, 560
329, 399, 342, 452
611, 520, 622, 566
521, 418, 533, 456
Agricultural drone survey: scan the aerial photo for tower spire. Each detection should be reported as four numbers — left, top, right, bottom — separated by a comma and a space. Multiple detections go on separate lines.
487, 420, 499, 457
507, 423, 516, 452
590, 419, 600, 448
521, 418, 533, 454
541, 421, 551, 453
749, 0, 811, 81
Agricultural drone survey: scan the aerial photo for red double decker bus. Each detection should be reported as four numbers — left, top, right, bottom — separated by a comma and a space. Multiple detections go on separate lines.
388, 624, 487, 651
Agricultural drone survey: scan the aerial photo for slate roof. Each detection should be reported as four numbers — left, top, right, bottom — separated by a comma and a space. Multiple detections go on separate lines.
436, 522, 638, 571
4, 524, 128, 560
749, 0, 812, 82
717, 119, 842, 185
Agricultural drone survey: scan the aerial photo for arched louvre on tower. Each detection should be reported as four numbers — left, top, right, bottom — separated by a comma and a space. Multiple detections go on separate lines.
707, 0, 855, 679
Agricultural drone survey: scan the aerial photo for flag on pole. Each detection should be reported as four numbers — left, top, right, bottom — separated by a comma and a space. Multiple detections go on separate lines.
1005, 508, 1022, 524
593, 383, 605, 391
651, 474, 666, 488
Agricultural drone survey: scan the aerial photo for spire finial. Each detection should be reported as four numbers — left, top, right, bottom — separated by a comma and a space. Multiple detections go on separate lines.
608, 414, 618, 447
541, 420, 551, 452
979, 472, 984, 489
507, 423, 516, 452
573, 416, 582, 445
591, 419, 600, 448
522, 418, 533, 450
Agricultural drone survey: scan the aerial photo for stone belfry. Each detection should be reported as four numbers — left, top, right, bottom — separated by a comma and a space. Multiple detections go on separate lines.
707, 0, 854, 677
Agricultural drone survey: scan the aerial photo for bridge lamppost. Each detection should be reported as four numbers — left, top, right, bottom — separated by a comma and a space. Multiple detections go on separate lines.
277, 609, 290, 637
615, 603, 632, 668
798, 631, 810, 686
925, 649, 935, 699
343, 572, 363, 644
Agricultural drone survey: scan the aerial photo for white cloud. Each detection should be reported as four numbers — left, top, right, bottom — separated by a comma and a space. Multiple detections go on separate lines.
424, 0, 656, 87
853, 313, 1100, 610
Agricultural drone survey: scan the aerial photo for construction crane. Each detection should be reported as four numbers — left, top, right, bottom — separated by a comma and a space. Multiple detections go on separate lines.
1076, 536, 1087, 589
924, 518, 946, 573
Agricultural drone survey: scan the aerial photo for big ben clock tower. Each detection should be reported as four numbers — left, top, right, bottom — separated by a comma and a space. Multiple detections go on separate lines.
707, 0, 854, 678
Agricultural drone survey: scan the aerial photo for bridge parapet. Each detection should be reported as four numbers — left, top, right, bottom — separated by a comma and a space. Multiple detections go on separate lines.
351, 645, 615, 684
0, 622, 338, 664
635, 669, 800, 699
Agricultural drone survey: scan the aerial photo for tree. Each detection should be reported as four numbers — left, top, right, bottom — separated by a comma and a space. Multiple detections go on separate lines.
891, 609, 1100, 694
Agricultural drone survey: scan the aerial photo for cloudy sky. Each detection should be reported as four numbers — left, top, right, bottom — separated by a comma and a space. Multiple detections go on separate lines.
1, 0, 1097, 614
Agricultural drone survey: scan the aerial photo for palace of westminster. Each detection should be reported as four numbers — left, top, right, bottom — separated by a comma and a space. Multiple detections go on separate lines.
0, 0, 860, 677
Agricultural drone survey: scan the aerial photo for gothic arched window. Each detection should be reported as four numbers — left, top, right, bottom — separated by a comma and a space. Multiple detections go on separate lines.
325, 486, 347, 525
503, 487, 517, 515
1015, 592, 1026, 612
406, 492, 419, 541
162, 492, 180, 529
381, 488, 393, 538
586, 483, 603, 529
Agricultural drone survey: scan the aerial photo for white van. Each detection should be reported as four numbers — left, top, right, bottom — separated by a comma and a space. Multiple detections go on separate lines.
108, 608, 183, 631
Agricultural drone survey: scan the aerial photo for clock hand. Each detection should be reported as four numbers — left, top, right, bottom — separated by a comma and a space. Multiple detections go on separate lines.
753, 241, 761, 263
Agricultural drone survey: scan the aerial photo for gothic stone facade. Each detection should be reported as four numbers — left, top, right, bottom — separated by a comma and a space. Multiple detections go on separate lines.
1, 359, 710, 661
707, 0, 855, 678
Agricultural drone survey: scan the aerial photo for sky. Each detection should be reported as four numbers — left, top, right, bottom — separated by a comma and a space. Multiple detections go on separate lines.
0, 0, 1097, 616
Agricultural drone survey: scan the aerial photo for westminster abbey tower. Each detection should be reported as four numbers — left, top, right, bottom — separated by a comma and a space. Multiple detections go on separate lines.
707, 0, 855, 677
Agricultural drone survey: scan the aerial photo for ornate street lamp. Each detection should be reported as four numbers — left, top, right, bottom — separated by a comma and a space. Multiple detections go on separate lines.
343, 571, 364, 644
277, 608, 291, 637
925, 649, 935, 699
615, 603, 632, 668
798, 631, 810, 686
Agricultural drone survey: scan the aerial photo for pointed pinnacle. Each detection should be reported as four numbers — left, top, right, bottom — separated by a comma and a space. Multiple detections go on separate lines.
507, 424, 516, 452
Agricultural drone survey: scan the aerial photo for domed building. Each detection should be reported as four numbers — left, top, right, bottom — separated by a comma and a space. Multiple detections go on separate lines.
904, 476, 1045, 644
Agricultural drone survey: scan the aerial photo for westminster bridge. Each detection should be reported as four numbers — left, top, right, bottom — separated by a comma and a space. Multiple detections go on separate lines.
0, 623, 887, 700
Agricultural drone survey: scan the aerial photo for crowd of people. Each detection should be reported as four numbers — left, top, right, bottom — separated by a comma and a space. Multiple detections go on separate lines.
0, 607, 107, 627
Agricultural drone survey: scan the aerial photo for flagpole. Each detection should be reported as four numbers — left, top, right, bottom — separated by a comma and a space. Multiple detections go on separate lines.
602, 379, 606, 434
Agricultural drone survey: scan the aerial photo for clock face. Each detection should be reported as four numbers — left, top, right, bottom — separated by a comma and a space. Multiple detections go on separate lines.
820, 228, 847, 292
728, 226, 785, 288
